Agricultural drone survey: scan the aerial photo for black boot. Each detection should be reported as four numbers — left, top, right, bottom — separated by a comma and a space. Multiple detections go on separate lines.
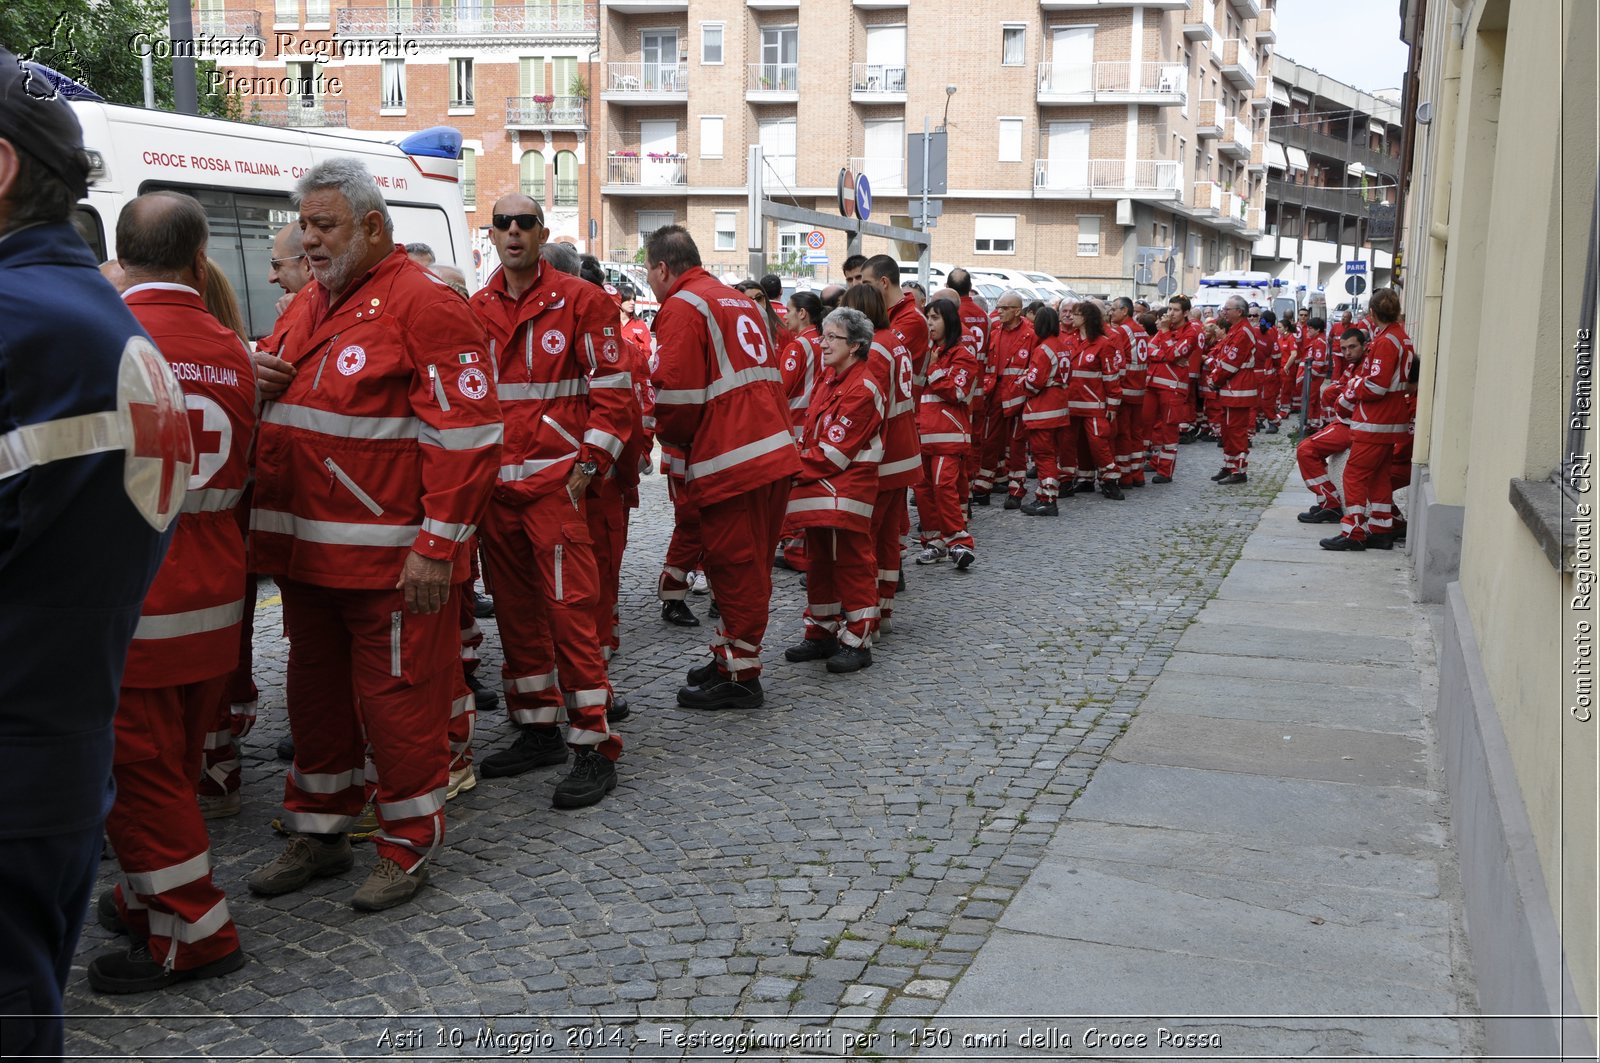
607, 694, 631, 723
784, 638, 838, 662
678, 674, 764, 710
970, 491, 992, 506
1100, 482, 1125, 500
479, 726, 568, 778
1320, 533, 1366, 551
660, 599, 700, 627
825, 645, 873, 674
1002, 494, 1023, 510
1222, 472, 1248, 485
1298, 504, 1343, 524
1020, 498, 1058, 516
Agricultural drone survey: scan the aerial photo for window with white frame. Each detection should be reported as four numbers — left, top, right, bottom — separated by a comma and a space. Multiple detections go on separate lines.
450, 58, 474, 109
974, 215, 1016, 255
380, 59, 405, 111
1076, 215, 1100, 256
700, 116, 724, 159
274, 0, 297, 26
714, 211, 736, 252
1001, 25, 1026, 67
997, 118, 1023, 163
701, 22, 724, 64
304, 0, 329, 26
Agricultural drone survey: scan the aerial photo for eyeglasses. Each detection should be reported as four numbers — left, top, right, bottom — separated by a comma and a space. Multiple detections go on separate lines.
492, 213, 544, 231
998, 304, 1022, 312
822, 331, 850, 342
270, 255, 306, 268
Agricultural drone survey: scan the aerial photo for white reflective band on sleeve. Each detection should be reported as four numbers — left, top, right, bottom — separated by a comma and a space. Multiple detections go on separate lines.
707, 365, 784, 401
134, 598, 245, 640
262, 403, 420, 440
180, 487, 245, 514
589, 371, 632, 391
252, 510, 420, 548
787, 496, 874, 518
124, 850, 212, 896
506, 671, 559, 693
499, 453, 577, 482
919, 432, 968, 445
653, 386, 707, 405
821, 443, 851, 470
497, 378, 587, 402
583, 428, 624, 459
686, 430, 797, 480
289, 765, 364, 794
148, 897, 231, 946
1218, 388, 1259, 398
0, 410, 125, 481
419, 422, 504, 450
421, 517, 475, 543
879, 454, 922, 478
1021, 409, 1069, 424
379, 787, 446, 821
1348, 421, 1411, 434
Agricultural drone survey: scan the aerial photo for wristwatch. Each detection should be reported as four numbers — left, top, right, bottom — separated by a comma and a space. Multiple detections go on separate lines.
577, 460, 599, 477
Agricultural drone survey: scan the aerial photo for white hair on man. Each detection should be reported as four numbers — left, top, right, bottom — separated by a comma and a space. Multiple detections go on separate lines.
539, 241, 581, 276
293, 157, 394, 238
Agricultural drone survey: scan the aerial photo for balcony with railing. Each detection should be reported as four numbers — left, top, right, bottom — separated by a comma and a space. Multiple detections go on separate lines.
850, 155, 905, 193
600, 0, 687, 12
505, 95, 586, 130
1227, 0, 1261, 18
1254, 5, 1275, 44
1038, 61, 1187, 105
191, 8, 263, 46
1218, 116, 1253, 159
1269, 178, 1386, 217
1194, 98, 1225, 138
850, 62, 907, 102
1191, 180, 1222, 214
248, 98, 349, 128
1040, 0, 1186, 8
1272, 122, 1395, 177
1035, 157, 1181, 199
1219, 39, 1257, 89
337, 3, 594, 37
601, 62, 688, 103
1183, 0, 1216, 40
748, 62, 800, 101
1219, 189, 1250, 227
604, 151, 688, 190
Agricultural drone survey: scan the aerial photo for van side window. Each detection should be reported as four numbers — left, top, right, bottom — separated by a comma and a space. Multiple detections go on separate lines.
71, 207, 106, 261
144, 184, 290, 340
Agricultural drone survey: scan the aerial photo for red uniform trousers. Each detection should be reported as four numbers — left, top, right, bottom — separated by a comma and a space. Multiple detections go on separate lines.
1063, 416, 1118, 483
974, 408, 1008, 495
913, 454, 975, 550
586, 476, 630, 663
1219, 406, 1252, 472
199, 500, 258, 800
1340, 438, 1400, 541
449, 586, 478, 770
1297, 422, 1352, 507
480, 492, 620, 759
870, 488, 908, 623
1145, 389, 1184, 478
278, 580, 457, 871
801, 526, 877, 649
1027, 427, 1064, 501
1114, 400, 1146, 485
1001, 417, 1030, 498
659, 476, 706, 600
699, 479, 790, 680
107, 676, 241, 971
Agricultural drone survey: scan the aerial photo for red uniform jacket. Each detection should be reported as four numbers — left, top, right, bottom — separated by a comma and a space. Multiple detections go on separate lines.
1339, 322, 1415, 437
123, 284, 257, 687
991, 321, 1038, 417
1180, 320, 1205, 382
867, 327, 924, 491
787, 357, 883, 533
621, 316, 653, 355
957, 296, 992, 404
595, 335, 653, 509
252, 247, 503, 590
1113, 321, 1146, 398
1065, 333, 1122, 417
890, 295, 932, 391
916, 342, 979, 454
1020, 337, 1072, 429
650, 267, 801, 505
780, 325, 823, 440
1206, 318, 1260, 408
1147, 325, 1193, 392
470, 262, 632, 504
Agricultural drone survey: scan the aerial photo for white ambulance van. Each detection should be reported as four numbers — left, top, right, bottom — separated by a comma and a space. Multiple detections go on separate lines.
68, 101, 470, 340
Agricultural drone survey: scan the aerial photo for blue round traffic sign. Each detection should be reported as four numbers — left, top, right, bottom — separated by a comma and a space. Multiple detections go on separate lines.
855, 174, 873, 221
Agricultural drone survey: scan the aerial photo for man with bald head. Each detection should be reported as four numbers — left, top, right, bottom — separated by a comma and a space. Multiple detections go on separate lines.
467, 193, 630, 806
268, 222, 310, 305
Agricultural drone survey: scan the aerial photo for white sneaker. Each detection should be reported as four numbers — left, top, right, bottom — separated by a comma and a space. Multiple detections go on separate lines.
950, 545, 976, 570
447, 765, 477, 800
688, 571, 710, 595
914, 546, 948, 565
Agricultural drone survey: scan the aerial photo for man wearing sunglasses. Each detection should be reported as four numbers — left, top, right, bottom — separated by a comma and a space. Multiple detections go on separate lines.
466, 196, 630, 807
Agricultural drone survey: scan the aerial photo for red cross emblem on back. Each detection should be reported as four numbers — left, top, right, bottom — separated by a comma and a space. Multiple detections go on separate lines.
119, 337, 195, 527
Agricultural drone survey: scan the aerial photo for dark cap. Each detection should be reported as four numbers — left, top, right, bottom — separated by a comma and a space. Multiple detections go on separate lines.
0, 47, 91, 200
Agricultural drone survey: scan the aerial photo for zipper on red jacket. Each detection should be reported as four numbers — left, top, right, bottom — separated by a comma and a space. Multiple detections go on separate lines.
311, 333, 340, 391
428, 363, 451, 411
390, 612, 402, 677
324, 457, 384, 516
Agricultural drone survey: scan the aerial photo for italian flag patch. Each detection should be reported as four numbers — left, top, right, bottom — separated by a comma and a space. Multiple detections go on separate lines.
458, 351, 480, 364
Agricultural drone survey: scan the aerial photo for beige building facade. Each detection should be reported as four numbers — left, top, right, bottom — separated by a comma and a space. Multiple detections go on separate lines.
598, 0, 1273, 294
1399, 0, 1597, 1056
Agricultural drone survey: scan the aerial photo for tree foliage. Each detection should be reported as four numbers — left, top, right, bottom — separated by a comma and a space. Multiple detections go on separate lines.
2, 0, 236, 117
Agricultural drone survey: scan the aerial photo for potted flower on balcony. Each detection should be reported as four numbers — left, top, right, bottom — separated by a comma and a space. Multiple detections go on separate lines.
532, 93, 554, 105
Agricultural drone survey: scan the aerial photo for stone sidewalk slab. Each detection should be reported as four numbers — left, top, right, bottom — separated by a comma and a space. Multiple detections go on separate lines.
1174, 621, 1413, 664
1131, 671, 1425, 734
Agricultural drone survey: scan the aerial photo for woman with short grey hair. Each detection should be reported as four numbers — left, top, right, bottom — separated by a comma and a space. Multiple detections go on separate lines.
782, 306, 883, 674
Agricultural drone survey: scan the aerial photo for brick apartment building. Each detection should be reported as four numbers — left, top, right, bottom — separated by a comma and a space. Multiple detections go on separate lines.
597, 0, 1275, 294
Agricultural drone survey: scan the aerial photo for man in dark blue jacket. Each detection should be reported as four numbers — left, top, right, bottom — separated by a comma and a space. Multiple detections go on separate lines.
0, 48, 188, 1057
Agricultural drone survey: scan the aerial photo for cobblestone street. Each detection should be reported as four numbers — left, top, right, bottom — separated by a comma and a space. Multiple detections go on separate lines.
66, 436, 1298, 1060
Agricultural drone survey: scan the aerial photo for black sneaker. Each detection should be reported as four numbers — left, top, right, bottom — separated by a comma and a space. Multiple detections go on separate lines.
825, 645, 873, 674
1365, 533, 1395, 550
1020, 498, 1058, 516
552, 748, 618, 810
1320, 534, 1366, 552
686, 659, 719, 686
1152, 474, 1173, 484
465, 670, 499, 711
660, 600, 699, 627
1221, 473, 1248, 485
607, 694, 631, 724
87, 941, 246, 995
1100, 482, 1125, 500
785, 638, 838, 662
1298, 504, 1343, 523
678, 675, 764, 710
1210, 468, 1231, 482
478, 726, 567, 778
970, 492, 992, 506
951, 545, 976, 570
1002, 495, 1023, 510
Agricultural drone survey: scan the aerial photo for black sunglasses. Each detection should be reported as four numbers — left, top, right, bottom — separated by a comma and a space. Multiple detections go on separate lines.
492, 213, 544, 231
